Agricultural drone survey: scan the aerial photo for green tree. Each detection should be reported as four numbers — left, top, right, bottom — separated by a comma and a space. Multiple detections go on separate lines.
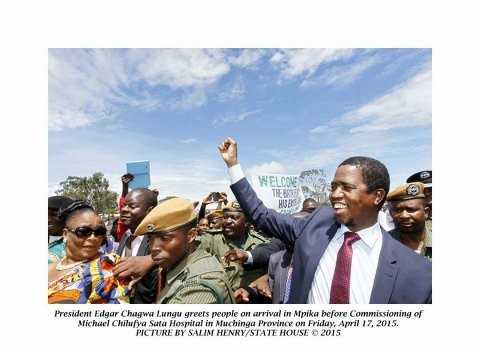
55, 172, 118, 216
299, 168, 330, 205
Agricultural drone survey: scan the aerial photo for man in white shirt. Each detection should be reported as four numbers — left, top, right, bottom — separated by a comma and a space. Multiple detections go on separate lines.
218, 137, 432, 304
113, 188, 159, 303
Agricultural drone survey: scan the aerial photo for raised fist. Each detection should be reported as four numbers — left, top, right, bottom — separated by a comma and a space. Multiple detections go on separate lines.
218, 137, 238, 168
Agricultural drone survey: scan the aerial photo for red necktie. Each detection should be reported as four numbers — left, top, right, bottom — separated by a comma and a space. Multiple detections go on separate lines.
329, 232, 361, 304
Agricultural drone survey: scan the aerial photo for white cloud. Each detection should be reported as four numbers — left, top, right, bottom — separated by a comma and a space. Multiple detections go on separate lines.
49, 49, 129, 130
172, 89, 207, 110
229, 49, 267, 68
338, 64, 432, 133
134, 49, 230, 88
49, 49, 233, 131
212, 109, 261, 127
302, 54, 380, 88
180, 138, 197, 144
270, 49, 355, 80
310, 125, 330, 134
49, 135, 231, 203
293, 148, 344, 171
217, 76, 246, 102
246, 161, 287, 176
48, 108, 98, 131
48, 183, 61, 196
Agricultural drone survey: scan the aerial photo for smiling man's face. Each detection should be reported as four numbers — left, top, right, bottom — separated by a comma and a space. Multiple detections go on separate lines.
389, 198, 427, 235
222, 211, 247, 239
330, 165, 382, 232
120, 191, 151, 232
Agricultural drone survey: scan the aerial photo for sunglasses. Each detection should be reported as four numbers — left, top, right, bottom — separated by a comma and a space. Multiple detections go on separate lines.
66, 226, 107, 238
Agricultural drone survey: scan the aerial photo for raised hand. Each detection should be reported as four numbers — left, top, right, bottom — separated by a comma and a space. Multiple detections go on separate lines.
218, 137, 238, 168
121, 173, 134, 185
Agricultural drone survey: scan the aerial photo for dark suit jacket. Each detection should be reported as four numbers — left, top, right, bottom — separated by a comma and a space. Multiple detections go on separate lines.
268, 249, 292, 304
117, 233, 158, 304
250, 238, 286, 269
231, 178, 432, 304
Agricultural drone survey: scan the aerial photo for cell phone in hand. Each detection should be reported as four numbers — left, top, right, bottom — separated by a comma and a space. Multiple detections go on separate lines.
209, 192, 221, 202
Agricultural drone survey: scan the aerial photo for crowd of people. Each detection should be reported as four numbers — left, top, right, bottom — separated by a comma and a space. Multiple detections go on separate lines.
48, 137, 432, 304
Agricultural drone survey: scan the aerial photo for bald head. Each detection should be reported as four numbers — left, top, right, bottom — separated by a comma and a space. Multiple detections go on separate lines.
130, 188, 158, 208
302, 198, 319, 213
120, 188, 158, 232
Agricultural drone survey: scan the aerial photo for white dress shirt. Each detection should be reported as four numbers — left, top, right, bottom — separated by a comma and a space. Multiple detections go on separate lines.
121, 229, 144, 257
307, 223, 382, 304
228, 163, 383, 304
378, 209, 395, 231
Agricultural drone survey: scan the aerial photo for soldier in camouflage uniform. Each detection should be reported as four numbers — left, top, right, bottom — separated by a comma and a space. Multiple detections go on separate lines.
206, 210, 224, 234
387, 182, 432, 260
406, 170, 432, 258
199, 201, 270, 290
134, 197, 234, 304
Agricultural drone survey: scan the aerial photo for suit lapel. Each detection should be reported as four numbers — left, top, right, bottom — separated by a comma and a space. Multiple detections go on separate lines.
137, 235, 150, 256
308, 222, 338, 267
370, 230, 399, 303
116, 231, 129, 255
293, 221, 339, 303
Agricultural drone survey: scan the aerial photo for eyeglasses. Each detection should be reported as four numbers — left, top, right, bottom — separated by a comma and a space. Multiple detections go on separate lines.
66, 226, 107, 238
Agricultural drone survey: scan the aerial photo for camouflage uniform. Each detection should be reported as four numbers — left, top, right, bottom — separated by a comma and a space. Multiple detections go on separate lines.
389, 227, 432, 260
157, 248, 234, 304
424, 219, 432, 259
199, 229, 270, 290
387, 182, 432, 260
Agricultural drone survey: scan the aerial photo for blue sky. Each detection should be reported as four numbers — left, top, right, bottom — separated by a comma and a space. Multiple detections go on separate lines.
48, 49, 432, 201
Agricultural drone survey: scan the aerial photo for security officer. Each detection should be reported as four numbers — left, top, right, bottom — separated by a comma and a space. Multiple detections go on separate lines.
407, 170, 432, 208
206, 209, 224, 234
406, 170, 432, 250
199, 201, 271, 290
134, 197, 234, 304
387, 182, 432, 259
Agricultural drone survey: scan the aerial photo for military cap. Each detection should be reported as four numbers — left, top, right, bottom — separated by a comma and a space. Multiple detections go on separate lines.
206, 209, 223, 221
134, 197, 197, 236
387, 182, 425, 202
222, 201, 244, 213
406, 170, 432, 187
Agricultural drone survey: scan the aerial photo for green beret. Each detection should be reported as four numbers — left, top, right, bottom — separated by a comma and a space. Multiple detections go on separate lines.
134, 197, 197, 236
387, 182, 426, 202
206, 209, 224, 221
222, 201, 244, 213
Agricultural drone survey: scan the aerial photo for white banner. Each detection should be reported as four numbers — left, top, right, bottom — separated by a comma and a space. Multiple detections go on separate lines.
250, 173, 305, 214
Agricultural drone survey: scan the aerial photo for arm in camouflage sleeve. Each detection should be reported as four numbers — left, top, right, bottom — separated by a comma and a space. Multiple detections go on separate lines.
167, 285, 219, 304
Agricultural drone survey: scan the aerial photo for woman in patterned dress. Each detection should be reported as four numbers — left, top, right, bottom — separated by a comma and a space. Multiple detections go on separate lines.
48, 201, 129, 304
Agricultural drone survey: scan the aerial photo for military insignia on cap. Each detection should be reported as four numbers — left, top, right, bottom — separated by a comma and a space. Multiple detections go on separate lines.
146, 224, 156, 232
406, 184, 419, 196
420, 171, 430, 179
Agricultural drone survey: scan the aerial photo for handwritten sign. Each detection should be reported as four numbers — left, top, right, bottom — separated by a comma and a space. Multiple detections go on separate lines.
250, 173, 305, 214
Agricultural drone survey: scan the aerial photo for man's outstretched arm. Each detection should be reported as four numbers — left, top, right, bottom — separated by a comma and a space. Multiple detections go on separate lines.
218, 137, 303, 247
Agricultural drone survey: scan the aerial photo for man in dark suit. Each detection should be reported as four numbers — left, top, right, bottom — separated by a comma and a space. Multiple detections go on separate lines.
217, 137, 431, 304
113, 188, 158, 304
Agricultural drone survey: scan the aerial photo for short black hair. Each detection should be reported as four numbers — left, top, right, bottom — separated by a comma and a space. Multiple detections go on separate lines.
59, 200, 96, 226
48, 196, 74, 210
338, 156, 390, 208
130, 188, 158, 208
303, 198, 317, 205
